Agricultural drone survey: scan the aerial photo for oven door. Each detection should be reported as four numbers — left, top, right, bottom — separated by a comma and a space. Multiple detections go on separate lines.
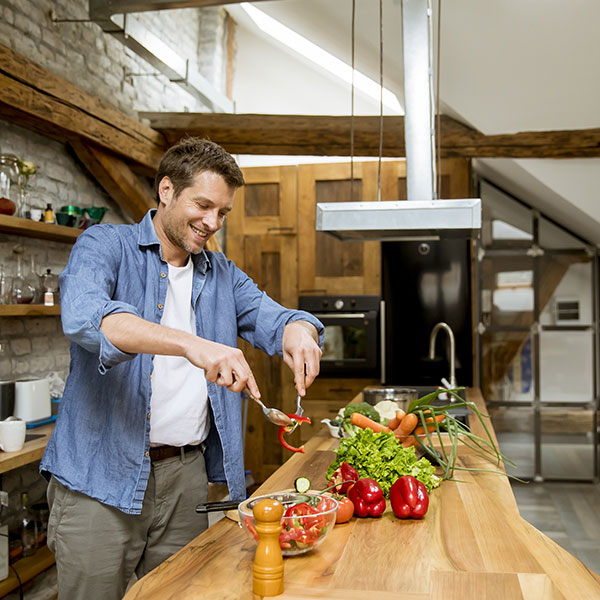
313, 310, 379, 377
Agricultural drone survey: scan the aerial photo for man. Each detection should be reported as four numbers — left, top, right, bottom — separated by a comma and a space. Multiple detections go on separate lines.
41, 138, 324, 599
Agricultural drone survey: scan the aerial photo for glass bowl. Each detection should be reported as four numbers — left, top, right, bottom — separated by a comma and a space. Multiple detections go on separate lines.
238, 491, 338, 557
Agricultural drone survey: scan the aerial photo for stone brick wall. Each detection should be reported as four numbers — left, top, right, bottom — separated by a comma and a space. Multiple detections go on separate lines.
0, 0, 231, 535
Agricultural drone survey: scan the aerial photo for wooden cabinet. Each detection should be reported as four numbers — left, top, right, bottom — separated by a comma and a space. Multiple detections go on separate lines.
381, 157, 471, 201
227, 165, 297, 237
298, 162, 381, 296
227, 166, 300, 483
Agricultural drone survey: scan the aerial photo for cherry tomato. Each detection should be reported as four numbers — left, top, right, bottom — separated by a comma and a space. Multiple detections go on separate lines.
335, 496, 354, 524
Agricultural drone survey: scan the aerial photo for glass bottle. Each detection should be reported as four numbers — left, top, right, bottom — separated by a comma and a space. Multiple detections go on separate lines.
0, 266, 11, 305
44, 203, 55, 224
25, 255, 42, 304
11, 255, 35, 304
20, 492, 38, 557
0, 154, 19, 216
41, 269, 59, 306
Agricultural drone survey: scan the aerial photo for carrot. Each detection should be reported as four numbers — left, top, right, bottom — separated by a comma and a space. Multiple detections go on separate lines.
423, 415, 446, 425
350, 412, 391, 434
402, 435, 420, 448
387, 409, 406, 430
394, 413, 418, 440
413, 424, 439, 436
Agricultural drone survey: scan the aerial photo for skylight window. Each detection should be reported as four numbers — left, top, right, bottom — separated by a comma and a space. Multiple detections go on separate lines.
240, 3, 403, 114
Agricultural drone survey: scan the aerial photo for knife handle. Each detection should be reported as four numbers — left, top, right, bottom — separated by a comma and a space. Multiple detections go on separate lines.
195, 500, 240, 513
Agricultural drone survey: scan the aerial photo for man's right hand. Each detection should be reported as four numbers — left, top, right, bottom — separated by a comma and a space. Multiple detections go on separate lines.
185, 338, 260, 397
100, 312, 261, 398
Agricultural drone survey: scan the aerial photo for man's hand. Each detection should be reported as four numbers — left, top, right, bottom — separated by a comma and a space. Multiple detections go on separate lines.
282, 321, 322, 396
100, 312, 261, 398
185, 338, 260, 397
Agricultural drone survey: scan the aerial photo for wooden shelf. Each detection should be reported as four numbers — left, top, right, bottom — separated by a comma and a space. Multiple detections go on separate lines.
0, 305, 60, 316
0, 545, 55, 597
0, 214, 81, 243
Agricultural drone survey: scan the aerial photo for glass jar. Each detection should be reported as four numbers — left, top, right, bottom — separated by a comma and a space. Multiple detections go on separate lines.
11, 256, 35, 304
0, 154, 19, 215
25, 255, 42, 304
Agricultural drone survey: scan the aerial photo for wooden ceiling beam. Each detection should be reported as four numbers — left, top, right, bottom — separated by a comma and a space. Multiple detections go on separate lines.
70, 141, 156, 222
0, 43, 166, 177
142, 112, 600, 159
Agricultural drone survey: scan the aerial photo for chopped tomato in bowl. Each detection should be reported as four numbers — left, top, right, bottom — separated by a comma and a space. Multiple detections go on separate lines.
238, 491, 338, 556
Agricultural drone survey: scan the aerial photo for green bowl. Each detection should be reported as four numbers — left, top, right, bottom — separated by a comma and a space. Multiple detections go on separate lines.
84, 206, 108, 222
55, 212, 74, 226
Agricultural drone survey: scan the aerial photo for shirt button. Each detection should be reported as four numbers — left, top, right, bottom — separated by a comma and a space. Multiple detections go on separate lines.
160, 272, 166, 278
145, 451, 150, 458
158, 303, 163, 310
147, 412, 151, 419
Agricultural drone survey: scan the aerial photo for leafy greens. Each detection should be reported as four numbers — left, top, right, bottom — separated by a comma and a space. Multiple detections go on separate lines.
326, 428, 441, 497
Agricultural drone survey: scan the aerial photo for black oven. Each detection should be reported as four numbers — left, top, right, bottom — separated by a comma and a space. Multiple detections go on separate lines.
299, 295, 383, 378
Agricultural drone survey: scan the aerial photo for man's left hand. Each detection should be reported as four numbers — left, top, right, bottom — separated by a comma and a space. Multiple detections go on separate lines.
282, 321, 322, 396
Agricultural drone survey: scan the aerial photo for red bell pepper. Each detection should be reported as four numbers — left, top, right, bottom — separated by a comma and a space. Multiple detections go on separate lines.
389, 475, 429, 519
278, 414, 311, 453
328, 462, 360, 494
347, 478, 386, 518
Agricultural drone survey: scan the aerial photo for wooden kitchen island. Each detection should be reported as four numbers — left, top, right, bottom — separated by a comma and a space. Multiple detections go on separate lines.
124, 389, 600, 599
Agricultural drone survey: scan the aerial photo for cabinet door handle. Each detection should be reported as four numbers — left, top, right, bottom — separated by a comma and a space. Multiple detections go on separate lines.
267, 227, 295, 235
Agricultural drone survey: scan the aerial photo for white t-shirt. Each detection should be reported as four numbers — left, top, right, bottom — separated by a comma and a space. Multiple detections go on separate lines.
149, 258, 209, 446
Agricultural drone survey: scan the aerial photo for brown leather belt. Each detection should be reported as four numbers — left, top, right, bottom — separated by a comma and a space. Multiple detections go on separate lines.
149, 443, 205, 462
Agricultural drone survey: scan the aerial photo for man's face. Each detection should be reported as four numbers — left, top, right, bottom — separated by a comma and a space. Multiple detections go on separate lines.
157, 170, 235, 260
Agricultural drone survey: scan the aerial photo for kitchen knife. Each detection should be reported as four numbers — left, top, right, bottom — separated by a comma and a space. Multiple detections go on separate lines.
196, 500, 240, 513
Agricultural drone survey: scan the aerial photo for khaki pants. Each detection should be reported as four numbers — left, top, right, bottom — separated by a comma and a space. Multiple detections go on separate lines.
47, 447, 209, 600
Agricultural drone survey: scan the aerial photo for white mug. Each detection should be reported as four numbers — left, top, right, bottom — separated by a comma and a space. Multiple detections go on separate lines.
0, 417, 26, 452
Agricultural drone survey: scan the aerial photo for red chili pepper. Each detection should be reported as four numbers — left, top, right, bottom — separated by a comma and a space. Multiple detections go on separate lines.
278, 414, 311, 453
389, 475, 429, 519
347, 478, 386, 518
328, 462, 360, 494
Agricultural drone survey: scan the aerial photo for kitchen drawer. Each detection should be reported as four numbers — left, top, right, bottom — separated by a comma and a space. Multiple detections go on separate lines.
307, 378, 380, 403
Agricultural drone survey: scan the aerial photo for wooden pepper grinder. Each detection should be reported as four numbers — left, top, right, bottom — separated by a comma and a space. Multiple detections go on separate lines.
252, 498, 284, 597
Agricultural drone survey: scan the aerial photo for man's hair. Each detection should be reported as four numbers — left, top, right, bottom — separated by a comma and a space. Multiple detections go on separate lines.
154, 137, 245, 204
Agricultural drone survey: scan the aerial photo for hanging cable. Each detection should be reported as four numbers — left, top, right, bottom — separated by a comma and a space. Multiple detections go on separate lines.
350, 0, 356, 200
377, 0, 384, 202
436, 0, 442, 199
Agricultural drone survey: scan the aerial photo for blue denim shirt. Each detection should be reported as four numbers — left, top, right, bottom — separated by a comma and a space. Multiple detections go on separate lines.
40, 210, 324, 515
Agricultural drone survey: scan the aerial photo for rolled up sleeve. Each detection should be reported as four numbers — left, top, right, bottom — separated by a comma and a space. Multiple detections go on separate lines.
60, 227, 141, 373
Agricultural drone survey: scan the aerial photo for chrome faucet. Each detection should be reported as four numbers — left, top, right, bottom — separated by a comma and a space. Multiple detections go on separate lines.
428, 322, 457, 388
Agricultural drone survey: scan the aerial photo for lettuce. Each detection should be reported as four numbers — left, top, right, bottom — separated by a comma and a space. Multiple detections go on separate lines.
325, 429, 441, 496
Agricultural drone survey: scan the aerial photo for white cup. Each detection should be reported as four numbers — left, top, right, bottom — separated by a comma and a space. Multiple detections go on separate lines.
0, 417, 26, 452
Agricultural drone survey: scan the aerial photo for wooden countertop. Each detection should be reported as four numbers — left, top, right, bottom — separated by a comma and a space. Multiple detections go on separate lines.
124, 389, 600, 600
0, 423, 54, 474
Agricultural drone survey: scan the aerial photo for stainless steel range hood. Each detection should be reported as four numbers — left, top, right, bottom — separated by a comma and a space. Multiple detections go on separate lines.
316, 0, 481, 242
316, 199, 481, 242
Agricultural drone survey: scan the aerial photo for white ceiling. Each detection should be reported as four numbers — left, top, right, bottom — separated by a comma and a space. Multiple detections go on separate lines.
227, 0, 600, 246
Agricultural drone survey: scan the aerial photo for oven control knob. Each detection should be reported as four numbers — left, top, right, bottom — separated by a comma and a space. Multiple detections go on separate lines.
334, 299, 344, 310
322, 300, 329, 308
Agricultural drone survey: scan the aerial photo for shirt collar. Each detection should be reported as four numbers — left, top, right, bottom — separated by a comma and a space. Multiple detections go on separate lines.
138, 209, 212, 274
